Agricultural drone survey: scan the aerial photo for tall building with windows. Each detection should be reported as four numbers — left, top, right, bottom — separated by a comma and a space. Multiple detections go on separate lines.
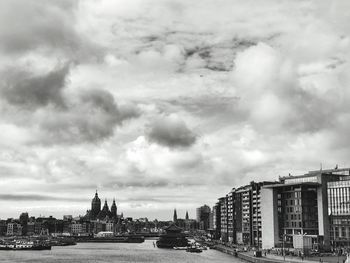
327, 175, 350, 248
261, 168, 350, 252
235, 184, 252, 245
227, 189, 235, 243
251, 181, 277, 248
212, 202, 221, 240
219, 197, 228, 242
196, 205, 211, 230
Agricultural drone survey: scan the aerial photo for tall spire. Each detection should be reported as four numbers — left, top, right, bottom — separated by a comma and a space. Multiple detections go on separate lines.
111, 198, 117, 220
91, 190, 101, 219
185, 211, 189, 220
173, 209, 177, 223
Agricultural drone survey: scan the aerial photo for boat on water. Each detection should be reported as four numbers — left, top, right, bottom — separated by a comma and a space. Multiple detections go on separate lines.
173, 247, 188, 250
156, 224, 189, 249
186, 246, 202, 253
0, 241, 51, 251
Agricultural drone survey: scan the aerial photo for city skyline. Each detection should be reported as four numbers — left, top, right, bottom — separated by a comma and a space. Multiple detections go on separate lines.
1, 0, 350, 220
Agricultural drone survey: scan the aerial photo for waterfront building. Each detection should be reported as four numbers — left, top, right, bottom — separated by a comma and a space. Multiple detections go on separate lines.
7, 222, 22, 236
71, 222, 84, 235
251, 181, 277, 248
19, 212, 29, 235
261, 168, 350, 252
214, 181, 277, 247
212, 201, 221, 240
227, 189, 236, 243
0, 220, 7, 236
196, 205, 211, 230
235, 184, 252, 246
219, 197, 228, 242
327, 175, 350, 248
106, 221, 115, 233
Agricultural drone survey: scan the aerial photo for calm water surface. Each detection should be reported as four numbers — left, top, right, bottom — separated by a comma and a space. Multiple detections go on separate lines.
0, 240, 243, 263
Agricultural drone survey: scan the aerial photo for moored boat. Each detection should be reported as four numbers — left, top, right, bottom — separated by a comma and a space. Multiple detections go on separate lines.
173, 246, 188, 250
186, 246, 202, 253
0, 241, 51, 251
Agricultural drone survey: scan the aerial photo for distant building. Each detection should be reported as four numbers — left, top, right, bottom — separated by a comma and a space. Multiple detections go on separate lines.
196, 205, 211, 231
219, 197, 228, 242
7, 222, 22, 236
212, 202, 221, 240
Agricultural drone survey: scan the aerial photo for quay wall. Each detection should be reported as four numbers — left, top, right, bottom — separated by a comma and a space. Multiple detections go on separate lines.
214, 246, 282, 263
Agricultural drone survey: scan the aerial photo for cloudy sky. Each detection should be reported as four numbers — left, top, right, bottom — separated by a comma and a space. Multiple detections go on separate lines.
0, 0, 349, 220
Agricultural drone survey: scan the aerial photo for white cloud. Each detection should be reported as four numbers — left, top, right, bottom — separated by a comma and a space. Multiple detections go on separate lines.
0, 0, 349, 220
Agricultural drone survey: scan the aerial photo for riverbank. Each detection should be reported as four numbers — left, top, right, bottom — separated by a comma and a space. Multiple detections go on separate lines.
0, 241, 239, 263
214, 245, 347, 263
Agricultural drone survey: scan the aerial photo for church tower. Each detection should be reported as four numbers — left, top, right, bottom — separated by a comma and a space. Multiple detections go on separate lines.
91, 191, 101, 219
111, 198, 117, 219
98, 199, 111, 220
173, 209, 177, 223
185, 211, 189, 220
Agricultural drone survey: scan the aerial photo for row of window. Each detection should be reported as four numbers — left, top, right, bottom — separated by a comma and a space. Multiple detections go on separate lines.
328, 187, 350, 215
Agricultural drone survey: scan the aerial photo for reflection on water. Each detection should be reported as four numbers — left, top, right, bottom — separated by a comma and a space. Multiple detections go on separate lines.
0, 239, 243, 263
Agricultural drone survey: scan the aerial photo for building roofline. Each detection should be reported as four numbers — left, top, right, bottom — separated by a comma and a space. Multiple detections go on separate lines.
262, 182, 321, 188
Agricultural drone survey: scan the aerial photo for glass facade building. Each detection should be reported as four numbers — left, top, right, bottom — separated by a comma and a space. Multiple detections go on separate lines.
327, 177, 350, 248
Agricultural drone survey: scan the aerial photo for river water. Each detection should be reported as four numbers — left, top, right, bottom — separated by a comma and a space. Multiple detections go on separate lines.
0, 240, 243, 263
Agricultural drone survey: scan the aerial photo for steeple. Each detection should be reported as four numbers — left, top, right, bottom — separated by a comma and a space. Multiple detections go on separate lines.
97, 199, 111, 220
185, 211, 189, 220
91, 190, 101, 219
102, 199, 109, 211
173, 209, 177, 223
111, 198, 117, 219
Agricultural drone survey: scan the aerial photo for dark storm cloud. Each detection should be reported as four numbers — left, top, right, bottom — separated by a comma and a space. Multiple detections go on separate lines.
1, 66, 69, 108
147, 115, 197, 148
38, 89, 139, 144
0, 194, 86, 202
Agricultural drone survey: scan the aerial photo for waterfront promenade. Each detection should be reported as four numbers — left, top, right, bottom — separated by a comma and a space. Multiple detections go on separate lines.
215, 244, 347, 263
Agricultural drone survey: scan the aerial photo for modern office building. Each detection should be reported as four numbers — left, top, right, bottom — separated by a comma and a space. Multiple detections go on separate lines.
327, 175, 350, 248
261, 168, 350, 252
